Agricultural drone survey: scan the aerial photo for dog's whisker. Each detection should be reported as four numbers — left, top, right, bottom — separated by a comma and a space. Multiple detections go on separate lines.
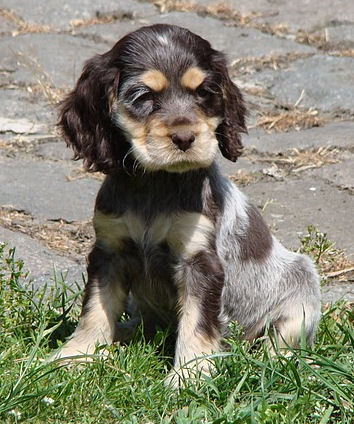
122, 146, 135, 176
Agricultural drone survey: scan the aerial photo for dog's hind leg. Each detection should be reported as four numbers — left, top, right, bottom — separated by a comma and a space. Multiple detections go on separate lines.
270, 299, 321, 351
244, 299, 320, 355
263, 254, 321, 354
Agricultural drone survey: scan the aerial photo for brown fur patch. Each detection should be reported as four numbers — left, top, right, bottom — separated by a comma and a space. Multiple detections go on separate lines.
190, 250, 224, 338
181, 67, 206, 90
239, 205, 273, 261
141, 69, 168, 92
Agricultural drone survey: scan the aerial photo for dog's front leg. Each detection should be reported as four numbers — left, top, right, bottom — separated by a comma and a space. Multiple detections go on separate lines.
56, 245, 128, 360
167, 251, 224, 387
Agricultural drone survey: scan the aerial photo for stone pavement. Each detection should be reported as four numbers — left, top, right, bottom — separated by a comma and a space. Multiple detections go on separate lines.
0, 0, 353, 302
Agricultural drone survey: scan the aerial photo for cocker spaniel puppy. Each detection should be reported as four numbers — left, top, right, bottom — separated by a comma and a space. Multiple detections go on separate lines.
57, 24, 321, 386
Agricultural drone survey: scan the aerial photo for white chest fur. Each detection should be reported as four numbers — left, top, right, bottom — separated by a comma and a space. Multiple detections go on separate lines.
93, 210, 214, 258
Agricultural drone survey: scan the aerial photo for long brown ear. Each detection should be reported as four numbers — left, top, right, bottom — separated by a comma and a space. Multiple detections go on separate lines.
212, 52, 247, 162
58, 52, 127, 173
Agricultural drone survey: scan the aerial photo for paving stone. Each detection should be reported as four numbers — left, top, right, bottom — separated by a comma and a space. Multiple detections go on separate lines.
0, 157, 100, 222
322, 282, 354, 303
242, 177, 354, 257
0, 226, 85, 289
76, 20, 147, 43
244, 121, 354, 154
254, 55, 354, 113
0, 34, 109, 88
0, 14, 17, 34
217, 154, 264, 176
195, 0, 354, 32
0, 0, 157, 30
82, 11, 315, 61
0, 117, 47, 136
254, 56, 354, 113
321, 24, 354, 48
0, 88, 54, 129
34, 140, 73, 161
304, 158, 354, 192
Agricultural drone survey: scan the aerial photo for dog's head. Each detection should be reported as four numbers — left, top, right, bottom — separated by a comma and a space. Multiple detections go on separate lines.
59, 24, 247, 173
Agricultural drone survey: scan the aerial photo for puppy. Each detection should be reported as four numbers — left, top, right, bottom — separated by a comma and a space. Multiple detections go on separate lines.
57, 24, 321, 385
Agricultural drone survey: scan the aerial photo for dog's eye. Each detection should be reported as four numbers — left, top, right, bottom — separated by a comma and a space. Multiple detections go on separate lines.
194, 83, 221, 116
135, 91, 161, 113
135, 91, 154, 103
124, 87, 158, 117
195, 86, 216, 101
132, 90, 158, 114
196, 87, 210, 97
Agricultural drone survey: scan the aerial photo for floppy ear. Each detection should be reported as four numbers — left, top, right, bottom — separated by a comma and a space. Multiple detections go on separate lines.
58, 51, 128, 173
212, 52, 247, 162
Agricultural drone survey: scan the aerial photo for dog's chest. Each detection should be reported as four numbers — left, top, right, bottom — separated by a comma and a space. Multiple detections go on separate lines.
94, 210, 214, 258
94, 210, 214, 317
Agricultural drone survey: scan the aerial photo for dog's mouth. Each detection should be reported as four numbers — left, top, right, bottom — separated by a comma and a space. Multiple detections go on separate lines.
115, 104, 221, 172
130, 120, 220, 172
131, 129, 219, 172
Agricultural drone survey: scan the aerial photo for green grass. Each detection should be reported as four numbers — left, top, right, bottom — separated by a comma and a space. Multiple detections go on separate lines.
0, 242, 353, 423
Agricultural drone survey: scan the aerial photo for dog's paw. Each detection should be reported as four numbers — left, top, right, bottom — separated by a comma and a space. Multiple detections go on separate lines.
164, 367, 188, 389
51, 340, 111, 365
51, 345, 92, 365
165, 358, 213, 389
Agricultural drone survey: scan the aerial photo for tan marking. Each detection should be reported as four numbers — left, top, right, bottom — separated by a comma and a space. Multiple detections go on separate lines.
95, 211, 173, 248
166, 294, 219, 387
149, 115, 218, 137
149, 118, 170, 137
149, 215, 172, 244
116, 106, 147, 142
204, 115, 220, 132
94, 211, 213, 258
177, 296, 219, 355
141, 69, 168, 92
93, 210, 129, 250
167, 213, 214, 257
122, 212, 213, 256
121, 212, 144, 243
181, 67, 206, 90
122, 213, 172, 246
94, 211, 150, 246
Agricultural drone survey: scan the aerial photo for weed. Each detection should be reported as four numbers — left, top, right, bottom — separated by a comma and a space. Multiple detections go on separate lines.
299, 226, 354, 280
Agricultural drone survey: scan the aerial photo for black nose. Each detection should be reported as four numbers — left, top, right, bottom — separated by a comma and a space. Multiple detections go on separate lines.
171, 131, 195, 151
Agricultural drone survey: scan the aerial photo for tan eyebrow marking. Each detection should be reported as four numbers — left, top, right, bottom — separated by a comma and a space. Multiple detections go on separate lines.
181, 67, 206, 90
141, 69, 168, 92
